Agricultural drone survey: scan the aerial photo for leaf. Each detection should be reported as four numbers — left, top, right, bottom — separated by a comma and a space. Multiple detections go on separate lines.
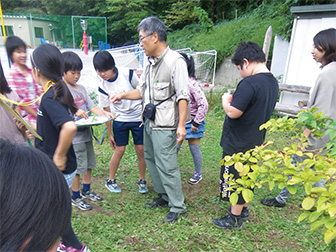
234, 162, 244, 173
326, 168, 336, 176
328, 204, 336, 217
225, 160, 234, 166
242, 189, 254, 202
250, 164, 260, 171
325, 218, 336, 229
311, 218, 327, 231
229, 192, 238, 206
311, 187, 327, 193
288, 176, 303, 185
302, 197, 315, 210
287, 185, 297, 194
305, 182, 312, 195
249, 157, 258, 163
309, 211, 323, 223
329, 182, 336, 193
325, 227, 336, 244
298, 211, 310, 223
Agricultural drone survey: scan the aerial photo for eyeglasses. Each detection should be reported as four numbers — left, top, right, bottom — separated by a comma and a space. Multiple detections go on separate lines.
139, 33, 153, 43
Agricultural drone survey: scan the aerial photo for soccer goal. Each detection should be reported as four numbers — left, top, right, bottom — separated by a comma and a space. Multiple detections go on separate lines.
176, 48, 217, 87
107, 45, 217, 87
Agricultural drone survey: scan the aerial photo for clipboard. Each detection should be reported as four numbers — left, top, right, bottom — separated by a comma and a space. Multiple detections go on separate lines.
0, 98, 43, 141
75, 115, 113, 128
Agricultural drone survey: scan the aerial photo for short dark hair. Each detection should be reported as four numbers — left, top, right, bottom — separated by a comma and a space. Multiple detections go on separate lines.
180, 53, 195, 78
313, 28, 336, 65
0, 139, 71, 251
137, 16, 167, 42
93, 51, 115, 71
0, 61, 11, 94
31, 44, 77, 114
231, 41, 265, 68
62, 51, 83, 73
5, 35, 27, 63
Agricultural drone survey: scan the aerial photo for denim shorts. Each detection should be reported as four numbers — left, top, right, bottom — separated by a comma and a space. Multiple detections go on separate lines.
185, 121, 206, 139
63, 170, 77, 188
113, 121, 144, 146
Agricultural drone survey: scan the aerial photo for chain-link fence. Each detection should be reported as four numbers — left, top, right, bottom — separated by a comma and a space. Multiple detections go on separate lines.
2, 13, 106, 49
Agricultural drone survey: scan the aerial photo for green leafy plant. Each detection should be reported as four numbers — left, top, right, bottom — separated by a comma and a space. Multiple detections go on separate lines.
221, 108, 336, 244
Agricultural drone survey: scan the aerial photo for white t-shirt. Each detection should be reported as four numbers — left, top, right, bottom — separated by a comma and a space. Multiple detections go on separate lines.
98, 67, 142, 122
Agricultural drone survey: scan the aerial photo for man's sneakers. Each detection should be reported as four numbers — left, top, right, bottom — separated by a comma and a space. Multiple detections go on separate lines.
213, 212, 244, 230
188, 172, 202, 185
145, 196, 169, 208
72, 196, 93, 211
57, 241, 91, 252
81, 190, 103, 202
261, 198, 286, 207
138, 179, 148, 194
105, 179, 121, 193
163, 211, 187, 223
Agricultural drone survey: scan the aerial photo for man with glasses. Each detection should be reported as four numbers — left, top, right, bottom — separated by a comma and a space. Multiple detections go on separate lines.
111, 16, 189, 223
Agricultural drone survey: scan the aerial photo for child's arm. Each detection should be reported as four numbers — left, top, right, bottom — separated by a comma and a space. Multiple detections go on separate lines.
76, 108, 89, 119
14, 106, 28, 139
53, 121, 77, 171
90, 106, 115, 119
222, 92, 243, 119
103, 107, 117, 149
21, 105, 37, 118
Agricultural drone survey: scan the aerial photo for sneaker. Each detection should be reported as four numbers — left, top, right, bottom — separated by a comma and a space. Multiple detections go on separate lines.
144, 196, 169, 208
138, 179, 148, 194
66, 244, 91, 252
260, 198, 286, 207
57, 241, 67, 252
212, 213, 243, 230
163, 211, 188, 223
188, 172, 202, 185
227, 206, 249, 221
105, 179, 121, 193
81, 190, 103, 201
71, 196, 93, 211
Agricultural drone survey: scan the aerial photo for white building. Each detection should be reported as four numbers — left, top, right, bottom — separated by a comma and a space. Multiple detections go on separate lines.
0, 14, 62, 47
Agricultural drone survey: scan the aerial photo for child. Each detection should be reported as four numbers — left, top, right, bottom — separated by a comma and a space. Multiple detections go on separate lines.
31, 44, 90, 252
177, 53, 208, 184
0, 140, 71, 252
213, 42, 278, 230
0, 61, 27, 144
93, 51, 147, 194
5, 35, 42, 130
62, 51, 113, 211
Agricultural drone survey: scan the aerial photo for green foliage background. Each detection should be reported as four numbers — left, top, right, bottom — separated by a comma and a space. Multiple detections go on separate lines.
2, 0, 334, 64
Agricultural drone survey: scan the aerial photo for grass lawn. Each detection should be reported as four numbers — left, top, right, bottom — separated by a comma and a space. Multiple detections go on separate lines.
71, 110, 334, 251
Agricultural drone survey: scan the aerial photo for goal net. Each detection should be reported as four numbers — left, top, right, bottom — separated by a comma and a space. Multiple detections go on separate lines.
107, 45, 217, 87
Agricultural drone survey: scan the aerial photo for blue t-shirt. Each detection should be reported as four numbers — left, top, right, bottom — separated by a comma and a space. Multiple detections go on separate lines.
35, 88, 77, 174
220, 73, 279, 155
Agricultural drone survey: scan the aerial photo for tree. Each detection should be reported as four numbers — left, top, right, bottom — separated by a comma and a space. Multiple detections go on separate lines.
221, 109, 336, 244
104, 0, 150, 46
164, 0, 200, 30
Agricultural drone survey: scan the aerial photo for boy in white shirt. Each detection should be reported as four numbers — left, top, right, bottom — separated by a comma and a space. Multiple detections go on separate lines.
93, 51, 147, 194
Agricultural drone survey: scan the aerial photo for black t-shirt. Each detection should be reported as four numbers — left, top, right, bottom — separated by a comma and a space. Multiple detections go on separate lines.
35, 88, 77, 174
220, 73, 279, 155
